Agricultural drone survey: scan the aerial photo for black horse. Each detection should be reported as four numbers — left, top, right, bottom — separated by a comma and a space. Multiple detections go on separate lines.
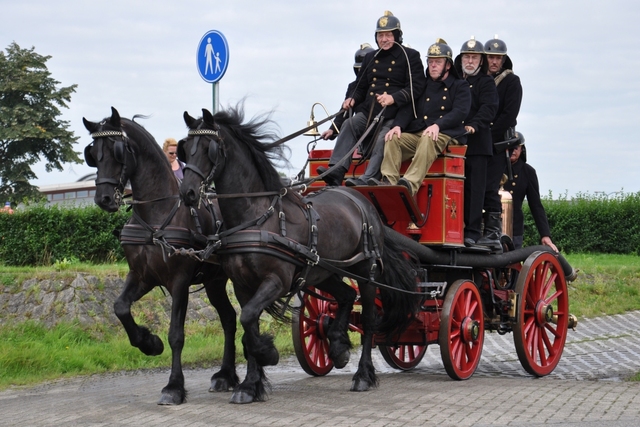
178, 106, 419, 403
82, 107, 239, 405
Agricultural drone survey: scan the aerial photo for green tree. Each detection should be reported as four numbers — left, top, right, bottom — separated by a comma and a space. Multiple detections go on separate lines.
0, 42, 81, 203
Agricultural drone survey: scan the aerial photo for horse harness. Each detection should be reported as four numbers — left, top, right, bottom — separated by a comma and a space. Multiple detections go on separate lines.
85, 128, 222, 260
119, 200, 221, 256
199, 186, 383, 294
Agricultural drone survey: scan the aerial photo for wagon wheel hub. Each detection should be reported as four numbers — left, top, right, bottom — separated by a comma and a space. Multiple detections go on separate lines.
535, 301, 554, 326
316, 314, 332, 339
461, 318, 480, 342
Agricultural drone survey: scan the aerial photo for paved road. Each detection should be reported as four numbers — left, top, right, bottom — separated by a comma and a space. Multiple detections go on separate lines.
2, 311, 640, 426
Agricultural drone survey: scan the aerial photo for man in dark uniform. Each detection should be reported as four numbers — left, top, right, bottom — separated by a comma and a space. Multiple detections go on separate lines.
321, 43, 375, 141
476, 36, 524, 250
505, 134, 558, 252
454, 37, 499, 249
317, 11, 425, 187
378, 39, 470, 195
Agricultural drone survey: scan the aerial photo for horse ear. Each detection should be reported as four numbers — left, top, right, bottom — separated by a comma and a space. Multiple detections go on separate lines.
109, 107, 121, 128
184, 111, 197, 129
202, 109, 214, 126
83, 117, 99, 133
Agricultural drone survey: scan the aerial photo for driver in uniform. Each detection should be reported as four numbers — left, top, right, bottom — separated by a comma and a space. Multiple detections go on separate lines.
317, 11, 425, 187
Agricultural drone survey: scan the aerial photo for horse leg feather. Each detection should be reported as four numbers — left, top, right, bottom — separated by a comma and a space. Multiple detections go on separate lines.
158, 281, 190, 405
351, 284, 379, 391
204, 276, 240, 392
315, 276, 356, 369
113, 273, 164, 356
230, 273, 285, 403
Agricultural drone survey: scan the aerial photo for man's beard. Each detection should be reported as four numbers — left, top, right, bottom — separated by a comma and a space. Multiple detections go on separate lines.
464, 65, 480, 76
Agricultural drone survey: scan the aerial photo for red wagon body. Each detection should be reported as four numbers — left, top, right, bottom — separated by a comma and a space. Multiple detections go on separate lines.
293, 146, 575, 380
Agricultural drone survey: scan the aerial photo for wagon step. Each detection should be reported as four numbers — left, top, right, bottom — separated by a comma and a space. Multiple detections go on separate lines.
351, 185, 423, 225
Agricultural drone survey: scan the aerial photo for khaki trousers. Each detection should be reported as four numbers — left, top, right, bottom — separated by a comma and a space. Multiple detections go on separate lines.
381, 132, 458, 195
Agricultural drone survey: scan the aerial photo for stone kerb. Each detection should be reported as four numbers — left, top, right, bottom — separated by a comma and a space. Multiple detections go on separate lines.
0, 274, 221, 328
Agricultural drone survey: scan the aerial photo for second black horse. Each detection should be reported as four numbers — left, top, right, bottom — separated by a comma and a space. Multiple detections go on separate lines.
179, 105, 420, 403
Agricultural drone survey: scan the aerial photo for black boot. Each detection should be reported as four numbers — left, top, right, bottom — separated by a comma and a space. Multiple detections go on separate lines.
476, 212, 503, 253
316, 165, 346, 187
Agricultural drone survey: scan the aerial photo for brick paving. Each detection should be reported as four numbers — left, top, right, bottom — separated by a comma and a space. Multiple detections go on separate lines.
2, 311, 640, 426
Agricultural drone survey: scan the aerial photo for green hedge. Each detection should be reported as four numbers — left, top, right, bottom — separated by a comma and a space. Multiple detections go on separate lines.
1, 192, 639, 266
0, 204, 130, 266
523, 192, 640, 254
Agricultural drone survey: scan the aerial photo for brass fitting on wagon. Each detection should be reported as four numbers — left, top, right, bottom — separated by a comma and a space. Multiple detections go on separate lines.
551, 313, 578, 331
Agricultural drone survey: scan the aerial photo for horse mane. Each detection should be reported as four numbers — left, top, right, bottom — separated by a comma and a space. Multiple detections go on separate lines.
213, 103, 289, 192
120, 116, 171, 168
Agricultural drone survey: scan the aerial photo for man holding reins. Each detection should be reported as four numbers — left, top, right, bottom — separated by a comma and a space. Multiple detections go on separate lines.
317, 11, 425, 187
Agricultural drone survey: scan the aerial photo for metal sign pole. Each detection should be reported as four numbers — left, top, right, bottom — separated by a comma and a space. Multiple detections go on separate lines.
212, 82, 219, 114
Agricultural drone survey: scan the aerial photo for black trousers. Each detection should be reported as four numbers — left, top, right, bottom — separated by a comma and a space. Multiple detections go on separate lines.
464, 155, 489, 240
484, 150, 508, 213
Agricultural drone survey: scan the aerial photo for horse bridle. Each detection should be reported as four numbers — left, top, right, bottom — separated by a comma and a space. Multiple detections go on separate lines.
84, 128, 135, 205
179, 124, 225, 206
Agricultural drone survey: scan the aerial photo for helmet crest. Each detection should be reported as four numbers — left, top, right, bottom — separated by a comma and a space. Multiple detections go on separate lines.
376, 10, 401, 32
427, 38, 452, 59
484, 35, 508, 55
460, 36, 485, 55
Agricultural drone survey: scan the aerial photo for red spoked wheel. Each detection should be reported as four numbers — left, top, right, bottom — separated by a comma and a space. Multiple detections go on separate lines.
513, 251, 569, 377
292, 287, 335, 376
379, 344, 427, 371
439, 279, 484, 380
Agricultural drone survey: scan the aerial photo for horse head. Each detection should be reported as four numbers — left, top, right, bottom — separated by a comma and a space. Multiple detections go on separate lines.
82, 107, 137, 212
179, 108, 225, 206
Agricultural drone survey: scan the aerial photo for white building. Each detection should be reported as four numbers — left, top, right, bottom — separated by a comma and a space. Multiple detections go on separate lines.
38, 174, 97, 206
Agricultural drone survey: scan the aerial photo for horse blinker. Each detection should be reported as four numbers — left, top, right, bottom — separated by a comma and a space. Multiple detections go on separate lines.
208, 139, 219, 164
84, 144, 97, 167
84, 139, 104, 168
177, 139, 187, 163
113, 140, 125, 164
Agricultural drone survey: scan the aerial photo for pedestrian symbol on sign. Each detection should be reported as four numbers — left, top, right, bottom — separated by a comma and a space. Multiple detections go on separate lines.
197, 30, 229, 83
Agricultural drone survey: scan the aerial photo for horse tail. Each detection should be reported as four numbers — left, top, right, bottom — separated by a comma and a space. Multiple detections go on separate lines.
376, 229, 420, 337
264, 298, 292, 323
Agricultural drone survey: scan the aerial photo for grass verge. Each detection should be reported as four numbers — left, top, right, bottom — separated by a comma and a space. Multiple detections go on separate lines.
0, 317, 293, 390
565, 253, 640, 318
1, 253, 639, 389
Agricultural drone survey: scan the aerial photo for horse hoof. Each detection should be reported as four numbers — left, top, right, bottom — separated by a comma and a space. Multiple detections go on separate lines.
333, 350, 350, 369
230, 390, 254, 404
209, 378, 232, 392
140, 334, 164, 356
157, 391, 184, 405
350, 379, 371, 392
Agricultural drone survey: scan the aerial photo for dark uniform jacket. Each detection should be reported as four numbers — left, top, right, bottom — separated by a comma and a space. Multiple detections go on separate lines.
351, 44, 425, 122
461, 72, 499, 156
490, 71, 522, 142
394, 73, 471, 144
505, 159, 551, 238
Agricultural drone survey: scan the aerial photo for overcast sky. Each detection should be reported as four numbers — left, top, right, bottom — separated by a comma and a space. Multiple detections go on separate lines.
2, 0, 639, 197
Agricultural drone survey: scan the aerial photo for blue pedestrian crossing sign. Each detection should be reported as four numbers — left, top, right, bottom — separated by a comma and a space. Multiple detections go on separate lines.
197, 30, 229, 83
